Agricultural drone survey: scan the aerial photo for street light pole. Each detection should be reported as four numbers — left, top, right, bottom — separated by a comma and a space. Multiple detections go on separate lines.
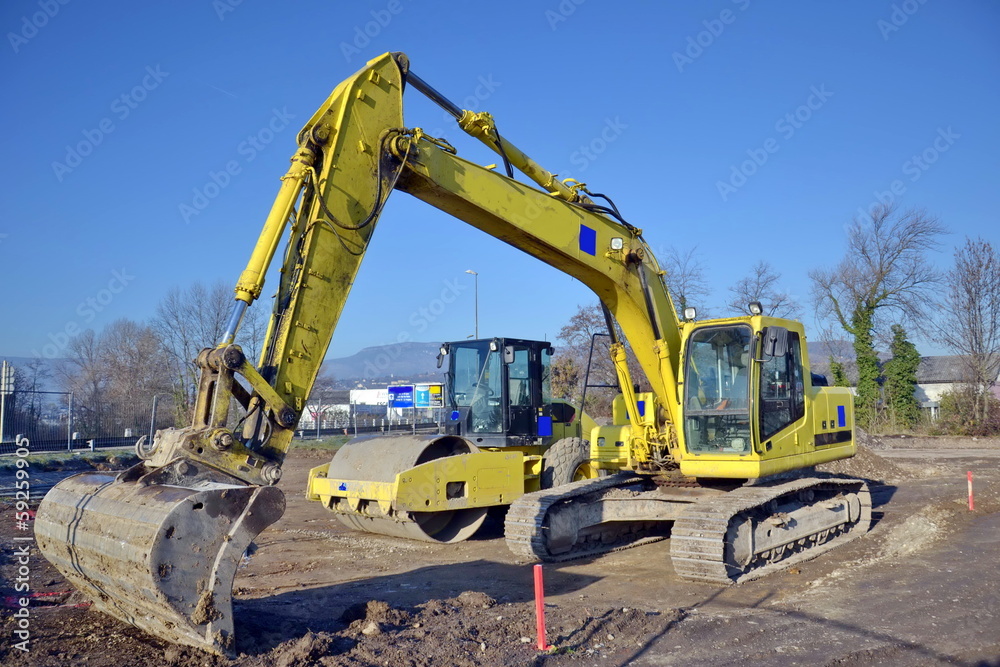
465, 269, 479, 339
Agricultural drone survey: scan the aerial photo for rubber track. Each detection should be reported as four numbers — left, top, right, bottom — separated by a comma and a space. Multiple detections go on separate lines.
670, 476, 872, 585
504, 473, 656, 562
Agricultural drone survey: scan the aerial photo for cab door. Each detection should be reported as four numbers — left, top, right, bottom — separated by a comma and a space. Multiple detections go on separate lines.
505, 344, 536, 436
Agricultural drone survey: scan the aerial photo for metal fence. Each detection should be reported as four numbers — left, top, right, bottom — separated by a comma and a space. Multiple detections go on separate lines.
295, 405, 448, 439
0, 389, 445, 453
0, 390, 176, 454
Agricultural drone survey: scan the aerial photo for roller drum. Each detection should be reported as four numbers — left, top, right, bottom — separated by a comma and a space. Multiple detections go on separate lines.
326, 434, 488, 543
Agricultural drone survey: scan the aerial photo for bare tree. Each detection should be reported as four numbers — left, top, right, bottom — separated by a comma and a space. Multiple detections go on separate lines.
238, 299, 269, 366
153, 281, 267, 419
14, 357, 51, 422
810, 204, 945, 426
59, 320, 173, 438
553, 304, 615, 417
57, 330, 106, 425
727, 260, 802, 318
935, 237, 1000, 426
662, 246, 713, 318
552, 303, 651, 421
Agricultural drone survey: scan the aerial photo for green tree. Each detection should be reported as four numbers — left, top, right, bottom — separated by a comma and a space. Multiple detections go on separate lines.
882, 324, 921, 429
810, 204, 945, 427
828, 356, 850, 387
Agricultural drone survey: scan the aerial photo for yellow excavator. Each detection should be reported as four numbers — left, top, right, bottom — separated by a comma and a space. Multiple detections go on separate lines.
35, 52, 870, 656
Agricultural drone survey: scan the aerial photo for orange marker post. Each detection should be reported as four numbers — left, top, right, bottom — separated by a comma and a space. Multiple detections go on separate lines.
968, 471, 975, 511
534, 564, 552, 651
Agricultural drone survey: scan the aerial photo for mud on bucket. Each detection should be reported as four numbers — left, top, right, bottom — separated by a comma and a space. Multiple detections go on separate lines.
34, 458, 285, 656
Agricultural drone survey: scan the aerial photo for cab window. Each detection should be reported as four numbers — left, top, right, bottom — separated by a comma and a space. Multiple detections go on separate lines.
759, 331, 804, 440
683, 325, 753, 453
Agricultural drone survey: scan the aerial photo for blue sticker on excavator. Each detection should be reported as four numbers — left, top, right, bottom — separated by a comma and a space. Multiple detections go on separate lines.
579, 224, 596, 255
837, 405, 846, 428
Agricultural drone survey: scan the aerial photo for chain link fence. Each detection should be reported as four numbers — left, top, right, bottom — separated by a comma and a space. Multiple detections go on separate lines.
0, 390, 177, 454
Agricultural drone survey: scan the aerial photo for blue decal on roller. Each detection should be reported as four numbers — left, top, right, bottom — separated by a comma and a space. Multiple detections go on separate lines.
837, 405, 846, 428
579, 224, 597, 255
537, 416, 553, 437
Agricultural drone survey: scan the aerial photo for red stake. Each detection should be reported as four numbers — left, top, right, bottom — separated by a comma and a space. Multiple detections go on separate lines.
534, 564, 552, 650
968, 471, 975, 511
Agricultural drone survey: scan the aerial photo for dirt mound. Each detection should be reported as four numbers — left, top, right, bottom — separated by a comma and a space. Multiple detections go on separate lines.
340, 599, 413, 627
876, 504, 951, 560
856, 428, 890, 451
816, 443, 907, 482
269, 631, 339, 667
253, 592, 678, 667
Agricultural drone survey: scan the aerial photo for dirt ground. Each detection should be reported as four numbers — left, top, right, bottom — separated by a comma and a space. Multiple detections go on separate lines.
2, 434, 999, 666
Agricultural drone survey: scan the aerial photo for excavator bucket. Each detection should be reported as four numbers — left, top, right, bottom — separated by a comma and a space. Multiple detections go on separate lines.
34, 458, 285, 656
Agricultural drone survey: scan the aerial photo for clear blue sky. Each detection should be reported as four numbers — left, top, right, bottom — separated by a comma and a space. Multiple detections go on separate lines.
2, 1, 997, 362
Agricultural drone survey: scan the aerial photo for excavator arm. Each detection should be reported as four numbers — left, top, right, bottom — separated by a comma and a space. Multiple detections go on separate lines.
142, 50, 683, 489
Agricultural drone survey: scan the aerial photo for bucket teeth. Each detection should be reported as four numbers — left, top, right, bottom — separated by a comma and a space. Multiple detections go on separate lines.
35, 459, 285, 656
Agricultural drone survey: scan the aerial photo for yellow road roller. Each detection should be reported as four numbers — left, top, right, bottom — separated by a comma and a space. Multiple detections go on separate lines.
307, 337, 599, 542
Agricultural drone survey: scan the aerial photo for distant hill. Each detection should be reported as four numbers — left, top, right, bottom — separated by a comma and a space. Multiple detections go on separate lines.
325, 342, 442, 385
806, 340, 853, 361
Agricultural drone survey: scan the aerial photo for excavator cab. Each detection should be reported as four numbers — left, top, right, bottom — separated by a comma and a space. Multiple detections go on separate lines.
442, 337, 570, 446
677, 318, 857, 479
